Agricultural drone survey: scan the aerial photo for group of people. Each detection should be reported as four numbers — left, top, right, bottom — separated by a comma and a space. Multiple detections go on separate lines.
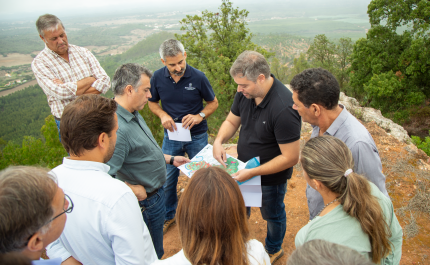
0, 13, 403, 265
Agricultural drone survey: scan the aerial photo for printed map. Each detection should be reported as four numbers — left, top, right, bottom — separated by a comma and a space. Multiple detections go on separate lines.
179, 144, 246, 178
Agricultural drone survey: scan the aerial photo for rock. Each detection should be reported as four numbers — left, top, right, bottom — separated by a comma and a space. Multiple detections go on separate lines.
339, 92, 411, 143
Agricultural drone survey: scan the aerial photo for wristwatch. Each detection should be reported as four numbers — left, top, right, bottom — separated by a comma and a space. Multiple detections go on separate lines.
199, 112, 206, 120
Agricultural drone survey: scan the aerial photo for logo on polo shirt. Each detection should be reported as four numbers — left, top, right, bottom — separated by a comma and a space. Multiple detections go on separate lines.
185, 83, 196, 90
263, 121, 266, 124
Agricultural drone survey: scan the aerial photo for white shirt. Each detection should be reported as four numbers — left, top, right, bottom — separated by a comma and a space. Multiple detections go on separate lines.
151, 239, 270, 265
47, 158, 157, 265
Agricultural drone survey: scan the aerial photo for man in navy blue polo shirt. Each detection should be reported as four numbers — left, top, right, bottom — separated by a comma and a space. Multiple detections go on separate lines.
148, 39, 218, 234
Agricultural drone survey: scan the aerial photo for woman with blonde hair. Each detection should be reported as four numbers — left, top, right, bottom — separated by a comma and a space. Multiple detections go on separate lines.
296, 136, 402, 264
152, 167, 270, 265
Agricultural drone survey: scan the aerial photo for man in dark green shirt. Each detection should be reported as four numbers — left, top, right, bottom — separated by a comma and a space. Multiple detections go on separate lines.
107, 63, 189, 259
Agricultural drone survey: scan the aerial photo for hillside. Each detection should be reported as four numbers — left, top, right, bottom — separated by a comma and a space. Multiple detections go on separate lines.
163, 117, 430, 264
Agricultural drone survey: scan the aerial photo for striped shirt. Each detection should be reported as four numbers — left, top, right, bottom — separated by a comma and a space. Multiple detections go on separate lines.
31, 44, 110, 118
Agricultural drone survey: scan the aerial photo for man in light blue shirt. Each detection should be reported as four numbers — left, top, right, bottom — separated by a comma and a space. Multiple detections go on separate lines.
47, 95, 157, 265
0, 166, 66, 265
290, 68, 389, 220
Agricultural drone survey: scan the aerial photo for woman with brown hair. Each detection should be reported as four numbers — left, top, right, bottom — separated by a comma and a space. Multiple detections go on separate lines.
152, 167, 269, 265
295, 136, 402, 264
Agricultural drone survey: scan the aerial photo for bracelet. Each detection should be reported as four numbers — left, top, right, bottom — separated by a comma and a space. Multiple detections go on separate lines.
170, 156, 175, 165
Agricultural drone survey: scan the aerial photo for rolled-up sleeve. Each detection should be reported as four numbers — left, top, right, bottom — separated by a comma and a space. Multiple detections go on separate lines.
84, 49, 110, 94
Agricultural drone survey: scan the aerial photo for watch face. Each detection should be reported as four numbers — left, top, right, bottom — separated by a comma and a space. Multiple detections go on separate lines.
199, 113, 205, 119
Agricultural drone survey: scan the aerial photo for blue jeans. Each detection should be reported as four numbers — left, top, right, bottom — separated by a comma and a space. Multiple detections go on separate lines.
139, 186, 165, 259
162, 131, 208, 221
55, 119, 61, 143
246, 182, 288, 254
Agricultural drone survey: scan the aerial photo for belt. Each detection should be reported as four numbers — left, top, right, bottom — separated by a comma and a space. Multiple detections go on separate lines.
54, 116, 61, 121
146, 188, 159, 199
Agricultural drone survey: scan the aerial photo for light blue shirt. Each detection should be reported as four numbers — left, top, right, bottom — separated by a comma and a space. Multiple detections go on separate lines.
47, 158, 157, 265
307, 106, 389, 219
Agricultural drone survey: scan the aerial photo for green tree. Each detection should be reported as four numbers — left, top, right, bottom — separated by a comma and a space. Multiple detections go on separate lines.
0, 115, 67, 170
290, 53, 310, 77
307, 34, 336, 71
176, 0, 271, 132
349, 0, 429, 108
336, 37, 354, 89
270, 57, 289, 84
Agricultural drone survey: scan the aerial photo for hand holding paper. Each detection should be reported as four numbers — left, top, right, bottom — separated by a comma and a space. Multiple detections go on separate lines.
167, 123, 191, 142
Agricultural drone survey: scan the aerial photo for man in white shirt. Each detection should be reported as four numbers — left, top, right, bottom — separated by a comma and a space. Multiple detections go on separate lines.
47, 95, 157, 265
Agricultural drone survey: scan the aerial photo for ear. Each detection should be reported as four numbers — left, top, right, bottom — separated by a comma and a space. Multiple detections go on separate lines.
183, 51, 187, 59
39, 35, 46, 43
27, 232, 45, 253
161, 58, 166, 66
313, 179, 321, 190
256, 74, 266, 84
124, 85, 134, 96
310, 103, 321, 117
98, 132, 108, 149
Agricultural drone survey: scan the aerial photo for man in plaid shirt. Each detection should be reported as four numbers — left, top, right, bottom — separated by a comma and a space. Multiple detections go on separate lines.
31, 14, 110, 141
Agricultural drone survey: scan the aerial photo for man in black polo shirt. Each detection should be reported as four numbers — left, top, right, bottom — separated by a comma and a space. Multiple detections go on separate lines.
148, 39, 219, 234
213, 50, 301, 264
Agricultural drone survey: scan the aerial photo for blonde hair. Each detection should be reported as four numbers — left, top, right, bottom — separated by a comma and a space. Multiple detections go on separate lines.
301, 136, 392, 264
177, 167, 250, 265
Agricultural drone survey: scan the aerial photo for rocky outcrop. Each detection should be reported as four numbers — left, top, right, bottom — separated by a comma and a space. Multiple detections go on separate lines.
339, 92, 411, 143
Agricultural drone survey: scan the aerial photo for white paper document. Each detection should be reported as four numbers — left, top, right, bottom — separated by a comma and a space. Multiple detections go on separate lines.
178, 144, 262, 207
167, 123, 191, 142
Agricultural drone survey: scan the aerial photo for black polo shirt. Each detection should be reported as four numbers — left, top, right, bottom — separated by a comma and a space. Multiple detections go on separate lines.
231, 75, 301, 186
149, 64, 215, 135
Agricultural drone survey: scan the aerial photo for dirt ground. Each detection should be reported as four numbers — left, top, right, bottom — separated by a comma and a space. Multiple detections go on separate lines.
0, 53, 35, 67
162, 121, 430, 264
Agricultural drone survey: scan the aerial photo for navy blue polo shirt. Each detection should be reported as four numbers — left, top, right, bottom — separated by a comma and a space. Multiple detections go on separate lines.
149, 64, 215, 135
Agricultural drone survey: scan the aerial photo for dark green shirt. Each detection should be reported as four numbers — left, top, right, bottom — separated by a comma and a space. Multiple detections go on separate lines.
107, 104, 166, 193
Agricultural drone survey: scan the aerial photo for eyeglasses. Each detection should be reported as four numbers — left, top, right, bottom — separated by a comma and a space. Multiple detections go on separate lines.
46, 194, 74, 225
24, 194, 74, 247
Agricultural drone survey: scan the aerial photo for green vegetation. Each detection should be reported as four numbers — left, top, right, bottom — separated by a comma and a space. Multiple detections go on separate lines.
411, 132, 430, 156
349, 0, 429, 114
177, 0, 271, 134
0, 84, 50, 143
0, 115, 67, 170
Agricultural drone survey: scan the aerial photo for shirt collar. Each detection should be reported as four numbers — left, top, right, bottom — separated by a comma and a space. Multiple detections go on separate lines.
62, 157, 110, 173
163, 64, 191, 78
257, 74, 276, 109
325, 104, 348, 136
116, 103, 138, 123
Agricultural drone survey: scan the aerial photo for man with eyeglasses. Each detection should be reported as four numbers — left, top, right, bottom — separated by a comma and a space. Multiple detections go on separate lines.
0, 166, 71, 265
46, 95, 157, 265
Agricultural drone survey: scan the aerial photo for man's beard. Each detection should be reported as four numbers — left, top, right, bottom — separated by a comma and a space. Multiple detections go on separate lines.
172, 65, 186, 76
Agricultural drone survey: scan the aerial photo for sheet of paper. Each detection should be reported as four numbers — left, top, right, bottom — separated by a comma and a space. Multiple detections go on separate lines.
178, 145, 262, 207
167, 123, 191, 142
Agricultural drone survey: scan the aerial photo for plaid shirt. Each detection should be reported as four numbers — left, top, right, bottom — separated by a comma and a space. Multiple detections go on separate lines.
32, 44, 110, 118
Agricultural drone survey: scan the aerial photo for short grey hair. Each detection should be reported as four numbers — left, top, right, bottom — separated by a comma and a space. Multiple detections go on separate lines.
159, 39, 185, 61
230, 50, 270, 82
287, 239, 374, 265
36, 14, 65, 37
0, 166, 57, 253
112, 63, 153, 95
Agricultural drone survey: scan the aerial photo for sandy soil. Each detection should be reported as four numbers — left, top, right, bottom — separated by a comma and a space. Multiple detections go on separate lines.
0, 80, 38, 97
162, 121, 430, 264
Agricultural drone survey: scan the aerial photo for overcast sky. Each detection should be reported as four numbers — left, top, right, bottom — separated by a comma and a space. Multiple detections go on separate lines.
1, 0, 372, 22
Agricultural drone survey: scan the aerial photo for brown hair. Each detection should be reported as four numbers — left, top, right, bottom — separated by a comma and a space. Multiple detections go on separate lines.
0, 166, 57, 253
177, 167, 250, 265
0, 252, 32, 265
60, 95, 117, 156
300, 136, 392, 264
